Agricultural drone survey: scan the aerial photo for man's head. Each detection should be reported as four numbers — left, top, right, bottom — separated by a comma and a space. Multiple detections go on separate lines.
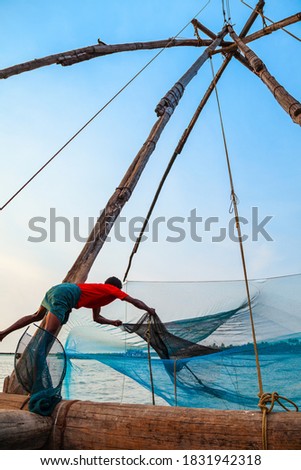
105, 276, 122, 289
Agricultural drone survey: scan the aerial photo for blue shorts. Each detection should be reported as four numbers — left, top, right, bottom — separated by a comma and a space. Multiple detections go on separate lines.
41, 283, 81, 325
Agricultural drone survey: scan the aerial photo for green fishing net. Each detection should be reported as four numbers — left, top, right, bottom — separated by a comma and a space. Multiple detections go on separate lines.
15, 325, 66, 415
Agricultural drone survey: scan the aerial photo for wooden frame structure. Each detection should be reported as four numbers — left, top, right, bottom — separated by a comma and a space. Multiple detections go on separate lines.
1, 1, 301, 450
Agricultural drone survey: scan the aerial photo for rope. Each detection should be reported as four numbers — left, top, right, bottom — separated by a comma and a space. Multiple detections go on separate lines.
258, 392, 299, 449
52, 399, 80, 449
221, 0, 232, 24
221, 0, 227, 23
193, 23, 203, 45
20, 395, 30, 410
209, 55, 299, 449
209, 55, 263, 395
0, 1, 212, 212
145, 316, 156, 405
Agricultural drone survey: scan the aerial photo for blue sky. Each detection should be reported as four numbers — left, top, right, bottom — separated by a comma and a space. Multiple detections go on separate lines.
0, 0, 300, 352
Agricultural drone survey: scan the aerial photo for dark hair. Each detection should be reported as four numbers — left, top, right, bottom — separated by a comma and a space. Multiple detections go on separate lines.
105, 276, 122, 289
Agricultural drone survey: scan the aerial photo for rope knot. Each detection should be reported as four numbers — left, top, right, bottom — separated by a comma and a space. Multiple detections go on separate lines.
258, 391, 298, 450
258, 391, 299, 414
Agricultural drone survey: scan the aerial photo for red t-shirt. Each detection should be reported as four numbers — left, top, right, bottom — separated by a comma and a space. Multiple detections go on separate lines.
76, 283, 128, 309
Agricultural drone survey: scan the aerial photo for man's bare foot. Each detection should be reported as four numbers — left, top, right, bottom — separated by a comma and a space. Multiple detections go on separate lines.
0, 332, 6, 342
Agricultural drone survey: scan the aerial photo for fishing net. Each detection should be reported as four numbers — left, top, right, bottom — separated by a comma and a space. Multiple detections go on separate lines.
15, 325, 66, 415
62, 274, 301, 410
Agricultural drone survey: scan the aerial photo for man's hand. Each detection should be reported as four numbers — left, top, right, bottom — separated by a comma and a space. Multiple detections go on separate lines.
125, 296, 157, 316
112, 320, 122, 327
147, 308, 156, 316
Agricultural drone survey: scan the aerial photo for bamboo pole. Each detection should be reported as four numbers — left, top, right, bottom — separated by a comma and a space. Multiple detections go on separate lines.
242, 11, 301, 43
191, 19, 217, 40
239, 0, 265, 38
228, 25, 301, 126
0, 38, 234, 80
155, 27, 227, 117
6, 8, 299, 80
214, 12, 301, 55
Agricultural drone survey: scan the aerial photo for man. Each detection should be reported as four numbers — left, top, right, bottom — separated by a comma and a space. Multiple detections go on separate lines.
0, 276, 156, 342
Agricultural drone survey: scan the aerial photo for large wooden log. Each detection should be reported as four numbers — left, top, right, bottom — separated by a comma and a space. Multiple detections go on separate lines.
52, 403, 300, 451
0, 394, 300, 450
0, 410, 52, 450
228, 25, 301, 126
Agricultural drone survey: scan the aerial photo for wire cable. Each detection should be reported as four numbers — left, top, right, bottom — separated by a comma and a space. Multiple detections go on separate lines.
0, 1, 212, 212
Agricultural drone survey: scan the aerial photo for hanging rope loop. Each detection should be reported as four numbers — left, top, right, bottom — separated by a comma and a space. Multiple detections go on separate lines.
229, 191, 240, 214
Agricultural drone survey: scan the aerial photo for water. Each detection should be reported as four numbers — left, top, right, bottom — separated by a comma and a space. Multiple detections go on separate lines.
0, 353, 167, 406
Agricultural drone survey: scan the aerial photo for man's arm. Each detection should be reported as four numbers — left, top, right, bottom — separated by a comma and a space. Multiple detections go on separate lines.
92, 307, 122, 327
124, 295, 156, 315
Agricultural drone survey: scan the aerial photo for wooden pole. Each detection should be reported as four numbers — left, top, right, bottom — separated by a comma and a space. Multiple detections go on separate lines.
228, 25, 301, 126
155, 27, 227, 117
214, 12, 301, 56
0, 38, 233, 80
242, 11, 301, 44
239, 0, 265, 38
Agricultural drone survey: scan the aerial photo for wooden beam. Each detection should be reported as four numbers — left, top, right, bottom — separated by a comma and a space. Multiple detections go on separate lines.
215, 12, 301, 55
155, 27, 227, 116
239, 0, 265, 38
244, 11, 301, 43
0, 38, 213, 80
228, 25, 301, 126
228, 25, 264, 72
191, 19, 217, 40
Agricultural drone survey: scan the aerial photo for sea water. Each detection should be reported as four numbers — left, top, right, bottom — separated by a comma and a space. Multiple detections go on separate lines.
0, 353, 167, 405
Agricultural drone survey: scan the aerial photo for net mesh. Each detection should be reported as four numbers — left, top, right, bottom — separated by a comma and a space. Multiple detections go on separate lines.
15, 325, 66, 415
61, 274, 301, 410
